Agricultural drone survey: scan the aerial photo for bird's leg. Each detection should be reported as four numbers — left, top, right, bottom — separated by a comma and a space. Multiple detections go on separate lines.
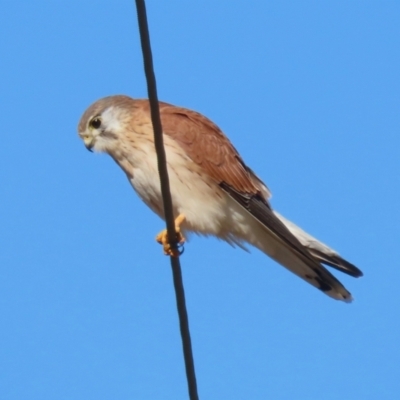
155, 214, 186, 257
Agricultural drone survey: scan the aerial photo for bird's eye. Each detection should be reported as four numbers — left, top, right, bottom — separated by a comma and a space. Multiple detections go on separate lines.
90, 117, 102, 129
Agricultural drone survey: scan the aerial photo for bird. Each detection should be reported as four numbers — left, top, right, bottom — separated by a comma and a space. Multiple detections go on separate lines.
78, 95, 362, 302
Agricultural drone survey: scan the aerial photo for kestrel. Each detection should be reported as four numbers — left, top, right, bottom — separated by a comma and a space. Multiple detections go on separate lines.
78, 95, 362, 302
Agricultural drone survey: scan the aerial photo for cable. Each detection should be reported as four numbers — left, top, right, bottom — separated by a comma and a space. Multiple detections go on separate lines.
134, 2, 199, 399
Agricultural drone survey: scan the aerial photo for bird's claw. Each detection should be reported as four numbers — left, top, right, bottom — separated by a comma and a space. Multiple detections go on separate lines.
156, 227, 185, 257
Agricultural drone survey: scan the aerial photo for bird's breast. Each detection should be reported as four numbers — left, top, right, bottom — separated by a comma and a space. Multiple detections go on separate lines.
122, 135, 230, 236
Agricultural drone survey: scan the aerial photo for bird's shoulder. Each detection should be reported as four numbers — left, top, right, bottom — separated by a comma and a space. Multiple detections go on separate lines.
157, 102, 271, 201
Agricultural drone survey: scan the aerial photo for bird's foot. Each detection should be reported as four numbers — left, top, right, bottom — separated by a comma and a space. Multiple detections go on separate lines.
155, 214, 186, 257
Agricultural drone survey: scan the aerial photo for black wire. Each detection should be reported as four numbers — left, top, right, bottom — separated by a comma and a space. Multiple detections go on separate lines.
134, 2, 199, 399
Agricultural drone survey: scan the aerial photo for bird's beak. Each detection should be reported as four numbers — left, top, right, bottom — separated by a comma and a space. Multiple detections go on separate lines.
82, 135, 94, 152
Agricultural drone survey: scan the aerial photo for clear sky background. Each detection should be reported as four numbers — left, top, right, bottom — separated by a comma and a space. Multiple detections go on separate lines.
1, 1, 399, 399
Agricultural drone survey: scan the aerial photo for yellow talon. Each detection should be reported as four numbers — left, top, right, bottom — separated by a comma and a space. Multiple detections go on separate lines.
155, 214, 186, 257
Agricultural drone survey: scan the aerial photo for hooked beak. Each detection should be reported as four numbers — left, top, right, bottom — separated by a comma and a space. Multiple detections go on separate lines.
82, 135, 94, 152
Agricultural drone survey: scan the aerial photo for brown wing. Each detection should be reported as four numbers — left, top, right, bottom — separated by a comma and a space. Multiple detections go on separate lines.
158, 103, 324, 265
157, 102, 355, 301
159, 103, 271, 201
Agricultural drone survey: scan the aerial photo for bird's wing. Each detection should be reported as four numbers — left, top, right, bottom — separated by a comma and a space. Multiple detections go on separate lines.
160, 104, 356, 302
159, 103, 271, 201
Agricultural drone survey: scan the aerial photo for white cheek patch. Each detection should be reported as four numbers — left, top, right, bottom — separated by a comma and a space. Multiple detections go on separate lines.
101, 107, 124, 134
89, 106, 124, 153
92, 137, 110, 153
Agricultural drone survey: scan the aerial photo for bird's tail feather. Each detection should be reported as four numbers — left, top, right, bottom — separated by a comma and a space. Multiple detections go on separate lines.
273, 212, 363, 278
222, 187, 357, 302
246, 218, 353, 302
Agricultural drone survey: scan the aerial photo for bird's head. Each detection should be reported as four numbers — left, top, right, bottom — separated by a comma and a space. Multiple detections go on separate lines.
78, 95, 135, 154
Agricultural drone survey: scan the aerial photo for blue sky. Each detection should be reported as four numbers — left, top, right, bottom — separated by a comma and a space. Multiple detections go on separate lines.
1, 1, 399, 399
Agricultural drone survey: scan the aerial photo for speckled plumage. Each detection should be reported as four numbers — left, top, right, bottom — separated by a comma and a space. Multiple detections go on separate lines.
78, 95, 362, 302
